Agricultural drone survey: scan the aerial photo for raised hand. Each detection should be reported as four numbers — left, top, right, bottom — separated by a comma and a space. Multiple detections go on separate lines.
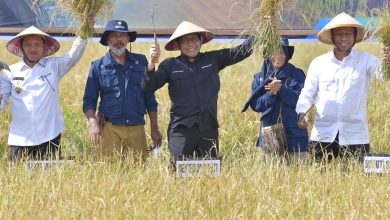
148, 43, 161, 71
382, 46, 390, 61
298, 113, 310, 129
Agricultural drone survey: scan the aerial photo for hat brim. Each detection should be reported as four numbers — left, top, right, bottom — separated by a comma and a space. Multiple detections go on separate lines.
100, 30, 137, 46
165, 31, 214, 51
317, 24, 366, 44
6, 27, 60, 57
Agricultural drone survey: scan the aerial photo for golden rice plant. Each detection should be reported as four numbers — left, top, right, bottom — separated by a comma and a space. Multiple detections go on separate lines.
369, 1, 390, 80
57, 0, 113, 38
245, 0, 283, 59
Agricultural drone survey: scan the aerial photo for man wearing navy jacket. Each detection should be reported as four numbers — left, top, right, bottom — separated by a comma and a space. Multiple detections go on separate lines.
83, 20, 162, 161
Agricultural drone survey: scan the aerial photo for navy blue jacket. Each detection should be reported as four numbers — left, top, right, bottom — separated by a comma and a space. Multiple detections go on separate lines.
246, 62, 308, 139
83, 51, 157, 125
142, 37, 254, 131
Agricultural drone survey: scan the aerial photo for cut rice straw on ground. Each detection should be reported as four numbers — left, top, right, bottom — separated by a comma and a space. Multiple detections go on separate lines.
57, 0, 112, 38
245, 0, 283, 59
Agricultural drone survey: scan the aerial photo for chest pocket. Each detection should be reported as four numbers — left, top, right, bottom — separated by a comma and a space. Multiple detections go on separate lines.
170, 70, 192, 81
200, 64, 218, 81
318, 74, 335, 91
100, 69, 119, 88
350, 69, 364, 81
130, 64, 145, 86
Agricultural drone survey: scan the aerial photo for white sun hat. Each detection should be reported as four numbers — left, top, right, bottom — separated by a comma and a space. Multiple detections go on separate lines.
6, 26, 60, 57
165, 21, 215, 51
317, 12, 366, 45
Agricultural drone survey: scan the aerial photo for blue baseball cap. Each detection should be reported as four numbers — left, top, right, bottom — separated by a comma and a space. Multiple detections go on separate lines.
100, 20, 137, 46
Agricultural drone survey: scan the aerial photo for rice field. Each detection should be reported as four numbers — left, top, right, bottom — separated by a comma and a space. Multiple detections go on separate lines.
1, 39, 390, 219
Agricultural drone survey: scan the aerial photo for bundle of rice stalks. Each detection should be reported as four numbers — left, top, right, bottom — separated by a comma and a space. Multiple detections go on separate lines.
377, 11, 390, 81
245, 0, 284, 59
57, 0, 112, 38
369, 1, 390, 80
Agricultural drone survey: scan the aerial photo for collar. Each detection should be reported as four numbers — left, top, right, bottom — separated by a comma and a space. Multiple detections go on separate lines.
348, 48, 358, 58
16, 57, 47, 71
263, 59, 294, 80
38, 58, 48, 67
179, 52, 203, 64
274, 63, 295, 80
331, 48, 358, 62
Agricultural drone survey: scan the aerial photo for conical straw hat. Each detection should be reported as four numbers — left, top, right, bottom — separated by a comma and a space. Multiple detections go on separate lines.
6, 26, 60, 57
317, 12, 366, 45
165, 21, 214, 51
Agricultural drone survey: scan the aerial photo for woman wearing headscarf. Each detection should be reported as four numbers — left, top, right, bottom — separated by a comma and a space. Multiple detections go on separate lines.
242, 37, 308, 162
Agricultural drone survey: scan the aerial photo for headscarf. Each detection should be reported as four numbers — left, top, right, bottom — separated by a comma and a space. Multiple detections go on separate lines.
242, 37, 295, 112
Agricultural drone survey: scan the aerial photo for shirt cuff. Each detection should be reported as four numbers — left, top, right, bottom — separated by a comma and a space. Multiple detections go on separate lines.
83, 105, 96, 113
295, 104, 308, 114
74, 36, 88, 47
146, 105, 158, 113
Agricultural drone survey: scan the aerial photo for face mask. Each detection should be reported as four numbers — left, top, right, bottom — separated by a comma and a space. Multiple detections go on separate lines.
109, 44, 126, 56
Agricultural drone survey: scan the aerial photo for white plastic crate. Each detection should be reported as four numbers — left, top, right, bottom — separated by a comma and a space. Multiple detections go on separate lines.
363, 154, 390, 174
27, 160, 75, 172
176, 159, 221, 178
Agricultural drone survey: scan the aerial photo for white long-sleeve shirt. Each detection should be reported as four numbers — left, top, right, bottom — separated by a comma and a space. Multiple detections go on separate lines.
0, 37, 87, 146
296, 49, 380, 145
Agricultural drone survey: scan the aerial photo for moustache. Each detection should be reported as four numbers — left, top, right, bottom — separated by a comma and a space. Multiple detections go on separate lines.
113, 42, 125, 48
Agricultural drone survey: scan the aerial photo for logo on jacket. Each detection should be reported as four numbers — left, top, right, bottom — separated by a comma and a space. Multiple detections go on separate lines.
201, 64, 212, 69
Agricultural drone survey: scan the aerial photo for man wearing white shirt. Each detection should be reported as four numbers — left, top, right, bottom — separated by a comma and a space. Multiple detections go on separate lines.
296, 12, 390, 162
0, 26, 88, 162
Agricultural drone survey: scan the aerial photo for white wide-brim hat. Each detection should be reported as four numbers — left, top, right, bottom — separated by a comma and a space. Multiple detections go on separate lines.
165, 21, 215, 51
6, 26, 60, 57
317, 12, 366, 45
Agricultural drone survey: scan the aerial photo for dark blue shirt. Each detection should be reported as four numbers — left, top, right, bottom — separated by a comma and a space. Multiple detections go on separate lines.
83, 51, 157, 125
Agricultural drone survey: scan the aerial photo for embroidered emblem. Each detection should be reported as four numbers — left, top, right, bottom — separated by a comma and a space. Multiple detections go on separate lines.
115, 20, 125, 30
201, 64, 212, 69
13, 76, 23, 94
15, 87, 22, 94
172, 70, 184, 74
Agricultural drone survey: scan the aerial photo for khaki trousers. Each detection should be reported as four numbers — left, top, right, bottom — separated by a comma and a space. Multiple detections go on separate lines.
99, 122, 148, 161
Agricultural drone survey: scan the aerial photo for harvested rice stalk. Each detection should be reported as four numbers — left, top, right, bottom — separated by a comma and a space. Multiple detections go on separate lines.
246, 0, 283, 59
367, 1, 390, 80
57, 0, 112, 38
375, 3, 390, 80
